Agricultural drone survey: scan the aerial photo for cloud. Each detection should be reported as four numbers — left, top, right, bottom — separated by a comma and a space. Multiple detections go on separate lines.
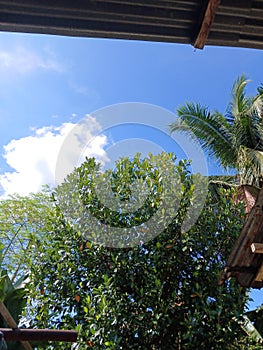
0, 119, 109, 197
0, 46, 63, 75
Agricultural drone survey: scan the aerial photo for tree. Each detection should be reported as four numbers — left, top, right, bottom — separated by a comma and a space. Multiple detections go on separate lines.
0, 190, 55, 349
0, 189, 54, 283
27, 153, 257, 349
170, 76, 263, 188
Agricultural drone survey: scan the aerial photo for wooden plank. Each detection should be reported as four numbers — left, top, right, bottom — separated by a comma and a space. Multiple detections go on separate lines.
251, 243, 263, 254
0, 301, 33, 350
218, 186, 263, 288
0, 329, 78, 342
0, 301, 78, 343
254, 264, 263, 282
0, 301, 17, 328
194, 0, 221, 49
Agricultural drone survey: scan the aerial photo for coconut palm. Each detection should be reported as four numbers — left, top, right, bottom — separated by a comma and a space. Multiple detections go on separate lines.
170, 75, 263, 188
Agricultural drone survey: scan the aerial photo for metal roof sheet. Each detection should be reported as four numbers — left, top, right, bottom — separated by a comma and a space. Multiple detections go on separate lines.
0, 0, 262, 49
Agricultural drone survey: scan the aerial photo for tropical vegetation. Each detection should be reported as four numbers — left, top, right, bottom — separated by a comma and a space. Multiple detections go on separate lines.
1, 75, 263, 348
170, 75, 263, 188
25, 154, 260, 349
0, 191, 54, 349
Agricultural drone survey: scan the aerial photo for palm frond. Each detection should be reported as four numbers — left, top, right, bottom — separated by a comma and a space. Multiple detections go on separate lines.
238, 146, 263, 186
228, 75, 250, 120
232, 99, 263, 154
247, 93, 263, 150
171, 102, 236, 168
236, 315, 263, 343
171, 76, 263, 187
246, 305, 263, 338
227, 76, 263, 153
257, 83, 263, 96
208, 174, 239, 185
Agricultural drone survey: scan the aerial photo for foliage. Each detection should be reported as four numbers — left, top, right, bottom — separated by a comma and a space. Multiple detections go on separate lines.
170, 75, 263, 187
0, 271, 27, 327
0, 189, 54, 283
0, 189, 54, 349
245, 305, 263, 341
26, 153, 258, 349
0, 269, 28, 350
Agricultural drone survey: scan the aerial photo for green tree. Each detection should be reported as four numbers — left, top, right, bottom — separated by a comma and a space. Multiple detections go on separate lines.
170, 76, 263, 188
0, 189, 54, 283
27, 153, 257, 349
0, 190, 54, 349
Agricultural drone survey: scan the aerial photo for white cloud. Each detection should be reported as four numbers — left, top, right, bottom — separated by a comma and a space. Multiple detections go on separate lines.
0, 119, 109, 197
0, 46, 63, 75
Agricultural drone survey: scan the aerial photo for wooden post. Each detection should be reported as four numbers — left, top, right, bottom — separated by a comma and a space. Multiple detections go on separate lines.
0, 301, 33, 350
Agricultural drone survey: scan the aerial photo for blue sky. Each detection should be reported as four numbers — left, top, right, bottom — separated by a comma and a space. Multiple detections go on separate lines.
0, 31, 262, 308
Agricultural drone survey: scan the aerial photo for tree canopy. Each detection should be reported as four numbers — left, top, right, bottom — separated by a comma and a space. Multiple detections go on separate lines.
26, 153, 257, 349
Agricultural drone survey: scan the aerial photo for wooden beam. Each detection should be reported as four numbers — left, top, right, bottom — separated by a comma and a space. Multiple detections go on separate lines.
251, 243, 263, 254
0, 301, 33, 350
0, 301, 78, 343
194, 0, 221, 49
0, 301, 17, 329
218, 185, 263, 288
0, 329, 78, 342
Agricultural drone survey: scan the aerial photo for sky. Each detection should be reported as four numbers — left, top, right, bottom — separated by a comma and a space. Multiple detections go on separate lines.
0, 31, 262, 308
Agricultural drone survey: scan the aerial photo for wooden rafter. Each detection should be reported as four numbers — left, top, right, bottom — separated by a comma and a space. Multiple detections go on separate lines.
194, 0, 221, 49
254, 265, 263, 282
0, 329, 78, 342
0, 301, 78, 345
0, 301, 33, 350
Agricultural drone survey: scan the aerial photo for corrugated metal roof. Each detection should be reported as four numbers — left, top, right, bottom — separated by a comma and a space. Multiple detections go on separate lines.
0, 0, 262, 50
0, 0, 206, 43
209, 0, 263, 49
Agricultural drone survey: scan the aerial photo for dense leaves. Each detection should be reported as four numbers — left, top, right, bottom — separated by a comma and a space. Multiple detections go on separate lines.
0, 190, 54, 349
0, 190, 54, 283
0, 266, 28, 350
27, 153, 256, 349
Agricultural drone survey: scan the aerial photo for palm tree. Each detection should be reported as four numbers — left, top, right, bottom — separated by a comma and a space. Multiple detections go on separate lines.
170, 75, 263, 188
